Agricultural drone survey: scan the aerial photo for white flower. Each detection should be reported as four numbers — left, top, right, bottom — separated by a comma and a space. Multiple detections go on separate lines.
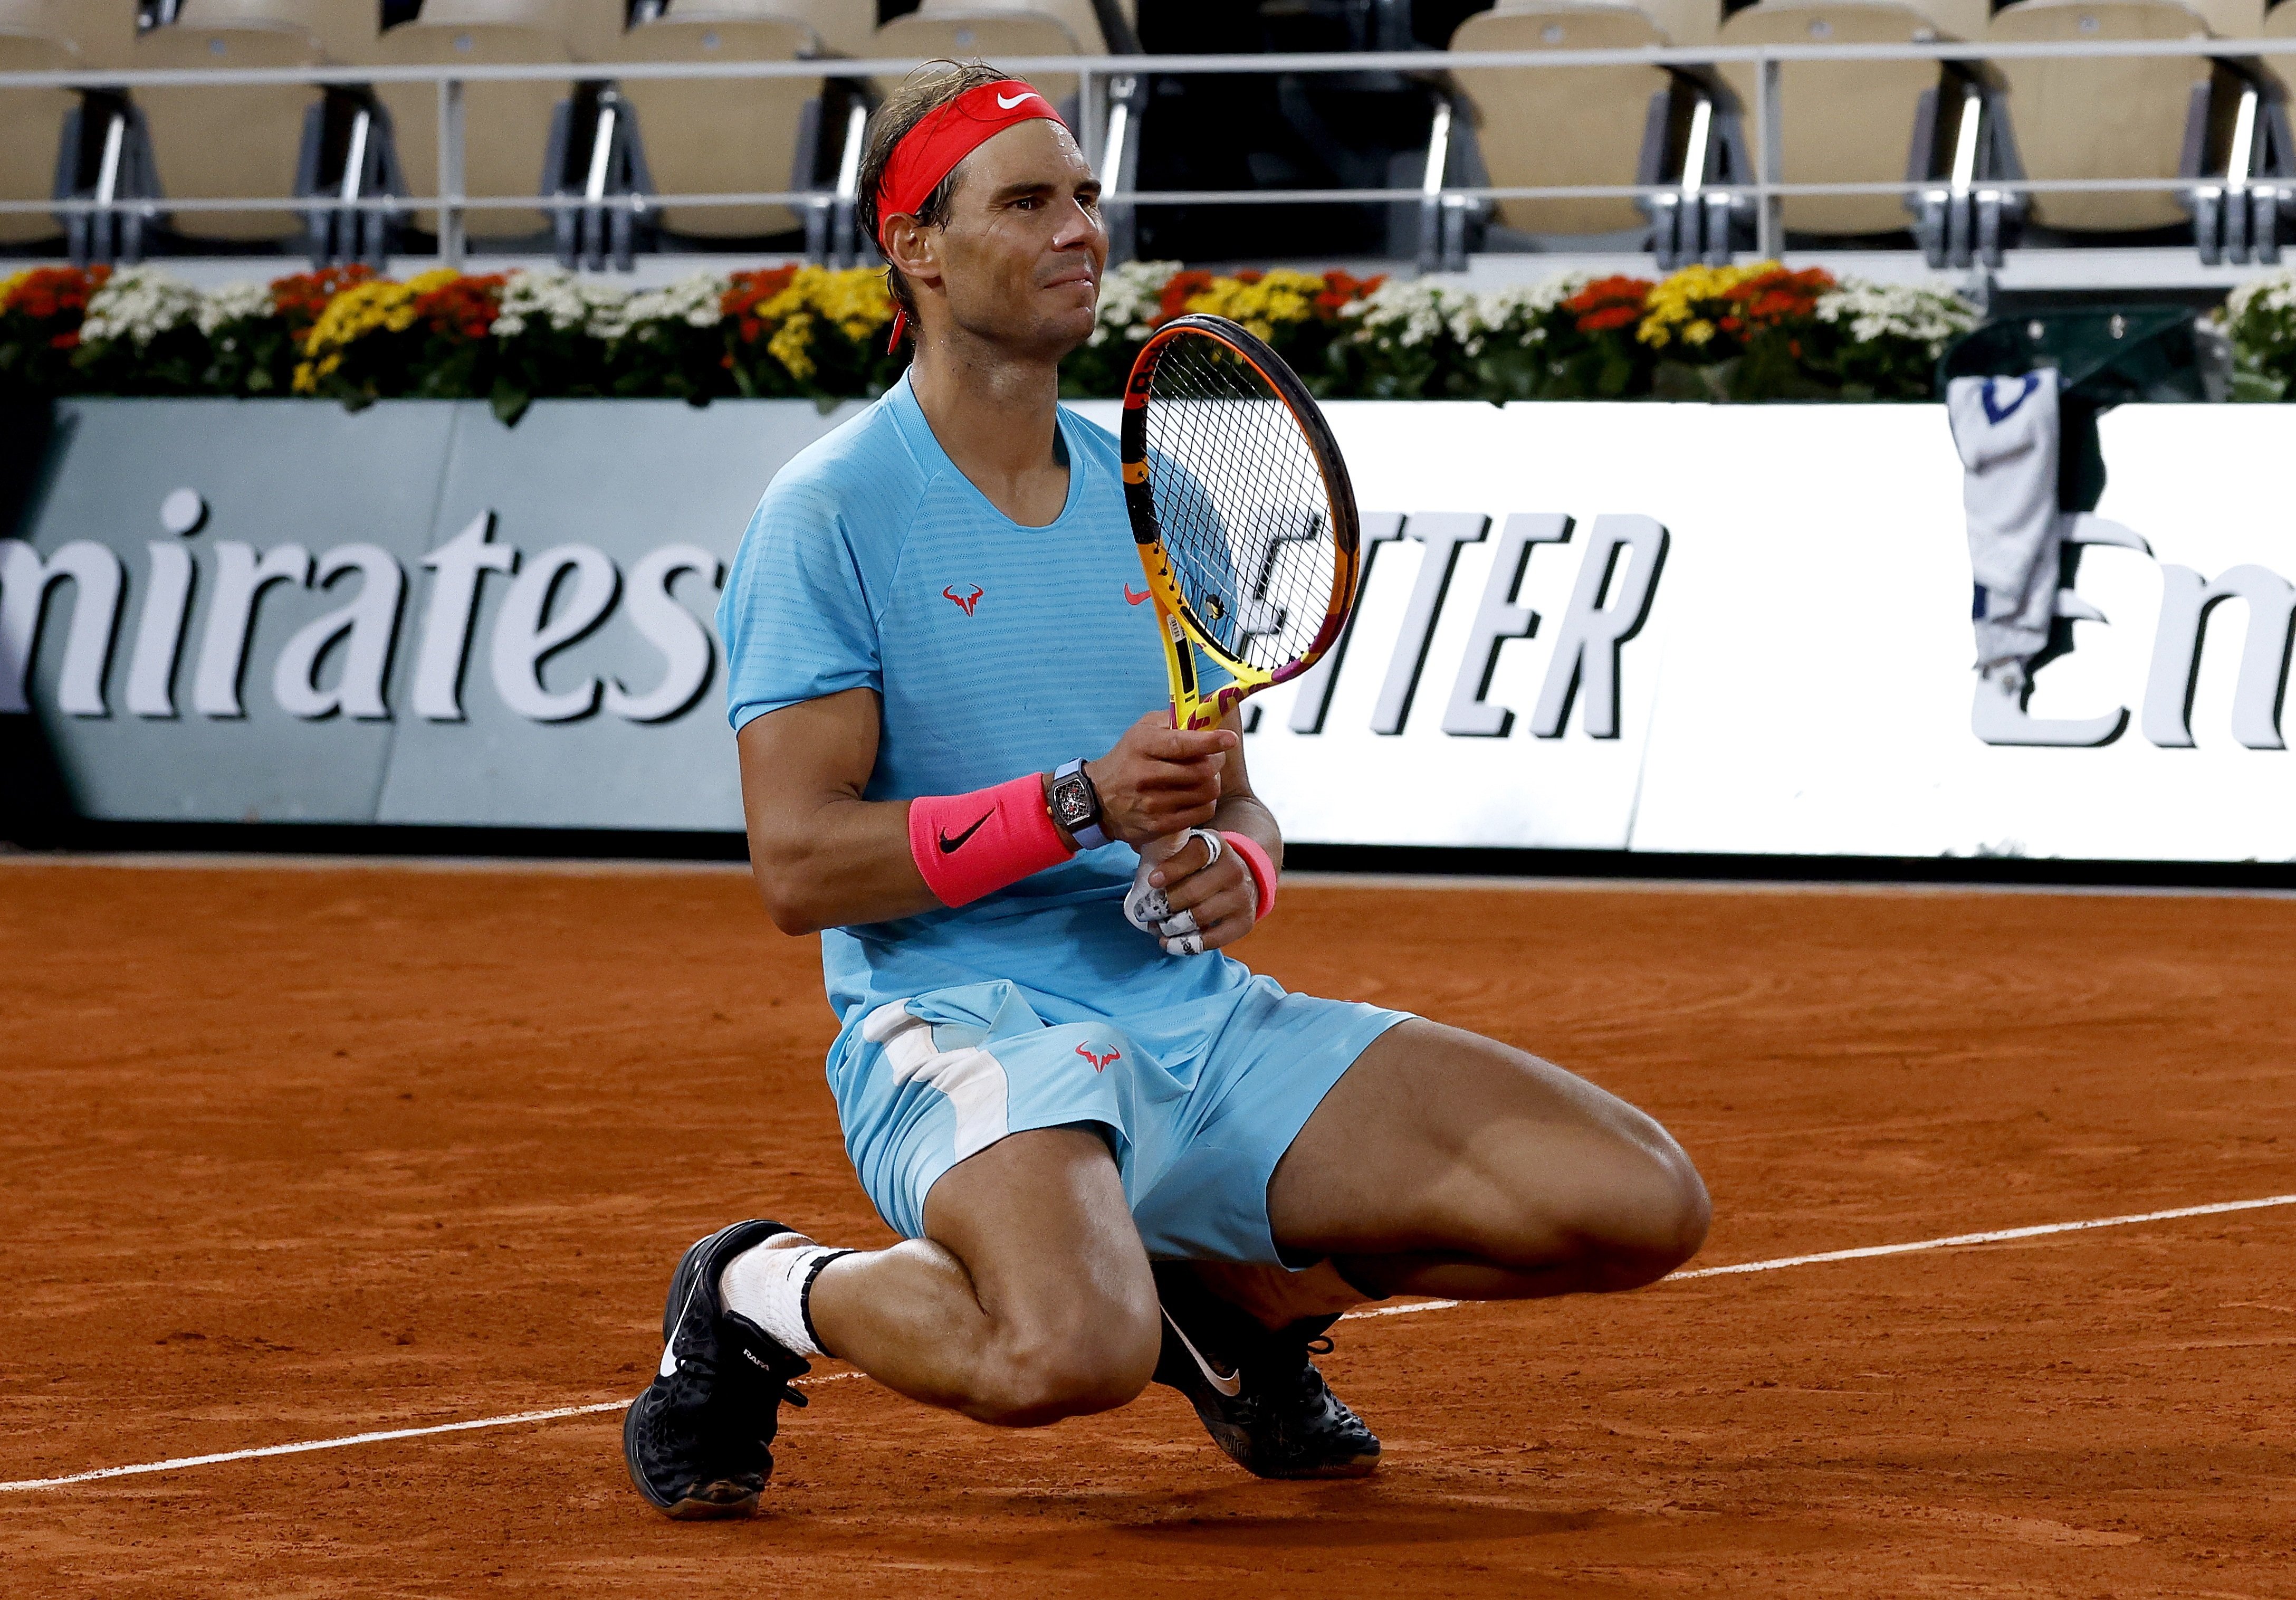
2224, 270, 2296, 325
613, 271, 731, 340
1442, 274, 1591, 355
195, 280, 274, 336
1814, 279, 1977, 356
1088, 259, 1182, 347
80, 267, 204, 348
1342, 279, 1457, 350
493, 267, 637, 340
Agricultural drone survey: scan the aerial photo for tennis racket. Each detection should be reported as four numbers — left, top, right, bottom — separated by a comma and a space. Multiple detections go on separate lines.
1120, 313, 1363, 735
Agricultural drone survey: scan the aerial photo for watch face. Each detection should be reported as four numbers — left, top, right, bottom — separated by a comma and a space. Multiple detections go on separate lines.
1054, 777, 1094, 828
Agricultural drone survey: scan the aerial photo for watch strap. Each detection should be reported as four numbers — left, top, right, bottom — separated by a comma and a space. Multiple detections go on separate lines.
1051, 758, 1109, 850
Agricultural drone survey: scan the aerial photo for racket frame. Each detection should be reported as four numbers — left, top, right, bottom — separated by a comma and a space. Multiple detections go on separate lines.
1119, 313, 1362, 731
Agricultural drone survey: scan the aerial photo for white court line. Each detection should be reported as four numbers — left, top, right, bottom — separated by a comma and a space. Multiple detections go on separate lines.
1341, 1192, 2296, 1320
0, 1373, 867, 1495
5, 1195, 2291, 1495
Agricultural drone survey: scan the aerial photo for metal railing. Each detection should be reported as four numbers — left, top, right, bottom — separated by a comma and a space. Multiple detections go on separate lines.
4, 39, 2294, 269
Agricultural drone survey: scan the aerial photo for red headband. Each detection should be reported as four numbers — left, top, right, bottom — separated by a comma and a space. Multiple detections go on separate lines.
876, 78, 1063, 349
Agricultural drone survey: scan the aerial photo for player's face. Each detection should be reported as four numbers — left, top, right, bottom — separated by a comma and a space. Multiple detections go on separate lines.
935, 119, 1107, 360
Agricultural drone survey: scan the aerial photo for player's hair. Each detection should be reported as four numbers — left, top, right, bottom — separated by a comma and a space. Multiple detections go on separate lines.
857, 60, 1011, 345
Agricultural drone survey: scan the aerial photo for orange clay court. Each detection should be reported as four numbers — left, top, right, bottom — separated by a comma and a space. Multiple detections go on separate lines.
2, 858, 2292, 1598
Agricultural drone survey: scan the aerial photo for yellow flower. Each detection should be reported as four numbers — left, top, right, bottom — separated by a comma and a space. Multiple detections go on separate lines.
1181, 269, 1328, 342
301, 279, 416, 360
768, 311, 817, 382
1637, 260, 1784, 348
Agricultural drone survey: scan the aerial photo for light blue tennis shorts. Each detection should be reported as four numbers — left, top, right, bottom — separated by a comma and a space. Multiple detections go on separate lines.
827, 975, 1411, 1265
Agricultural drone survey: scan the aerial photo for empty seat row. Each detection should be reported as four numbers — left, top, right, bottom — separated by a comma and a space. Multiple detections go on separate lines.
0, 0, 1140, 253
1451, 0, 2296, 247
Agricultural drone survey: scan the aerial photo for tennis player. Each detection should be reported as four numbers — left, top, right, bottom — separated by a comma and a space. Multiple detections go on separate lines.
624, 63, 1710, 1519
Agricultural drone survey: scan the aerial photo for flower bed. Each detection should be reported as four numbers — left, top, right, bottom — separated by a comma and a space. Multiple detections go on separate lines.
6, 259, 2288, 416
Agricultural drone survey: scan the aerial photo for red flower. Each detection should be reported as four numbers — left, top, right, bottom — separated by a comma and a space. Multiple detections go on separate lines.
1565, 275, 1654, 336
722, 265, 799, 330
270, 264, 376, 335
1719, 266, 1833, 330
1313, 271, 1385, 318
414, 272, 505, 339
3, 264, 107, 325
1154, 270, 1213, 327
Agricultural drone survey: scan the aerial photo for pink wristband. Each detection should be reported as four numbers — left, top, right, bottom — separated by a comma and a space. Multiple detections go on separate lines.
909, 774, 1073, 908
1221, 831, 1278, 922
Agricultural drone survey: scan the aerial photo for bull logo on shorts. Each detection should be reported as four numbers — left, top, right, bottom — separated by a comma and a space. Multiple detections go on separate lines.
1075, 1043, 1121, 1072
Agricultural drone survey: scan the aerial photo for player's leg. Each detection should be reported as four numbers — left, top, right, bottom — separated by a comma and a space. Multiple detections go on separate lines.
780, 1125, 1161, 1425
1267, 1017, 1709, 1302
1140, 1003, 1702, 1481
625, 1126, 1159, 1518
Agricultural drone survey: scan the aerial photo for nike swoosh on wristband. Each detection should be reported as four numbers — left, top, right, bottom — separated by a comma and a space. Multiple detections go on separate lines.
937, 812, 993, 853
1162, 1309, 1242, 1397
996, 91, 1034, 109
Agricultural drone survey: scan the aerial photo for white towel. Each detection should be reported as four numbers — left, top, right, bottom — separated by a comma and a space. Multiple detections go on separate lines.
1946, 369, 2063, 675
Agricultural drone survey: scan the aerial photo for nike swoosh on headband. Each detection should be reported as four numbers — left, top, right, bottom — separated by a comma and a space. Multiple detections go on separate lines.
996, 91, 1035, 109
937, 812, 993, 853
1162, 1309, 1242, 1397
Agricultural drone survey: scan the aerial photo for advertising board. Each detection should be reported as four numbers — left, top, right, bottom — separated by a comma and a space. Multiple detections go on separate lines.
5, 398, 2291, 861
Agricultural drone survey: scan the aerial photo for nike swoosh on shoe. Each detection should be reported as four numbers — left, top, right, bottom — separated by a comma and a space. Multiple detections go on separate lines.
1163, 1308, 1242, 1397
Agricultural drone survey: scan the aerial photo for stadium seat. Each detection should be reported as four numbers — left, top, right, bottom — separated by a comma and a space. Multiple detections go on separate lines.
1637, 0, 1727, 44
392, 0, 630, 60
175, 0, 384, 63
0, 0, 135, 67
655, 0, 877, 58
603, 15, 824, 236
131, 17, 324, 241
2187, 0, 2264, 33
1717, 0, 1944, 236
370, 13, 575, 239
1901, 0, 1992, 39
874, 1, 1108, 103
1987, 0, 2213, 231
1447, 2, 1676, 236
0, 25, 74, 245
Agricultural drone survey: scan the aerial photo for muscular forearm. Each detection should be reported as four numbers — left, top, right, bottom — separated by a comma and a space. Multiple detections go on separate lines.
738, 695, 1235, 938
1211, 792, 1281, 869
746, 793, 941, 937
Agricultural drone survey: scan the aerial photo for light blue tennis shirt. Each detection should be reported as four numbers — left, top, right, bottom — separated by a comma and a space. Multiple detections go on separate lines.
718, 372, 1247, 1032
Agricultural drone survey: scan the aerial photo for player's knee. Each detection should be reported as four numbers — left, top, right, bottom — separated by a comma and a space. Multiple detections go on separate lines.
1478, 1115, 1709, 1291
969, 1311, 1159, 1426
1597, 1134, 1710, 1287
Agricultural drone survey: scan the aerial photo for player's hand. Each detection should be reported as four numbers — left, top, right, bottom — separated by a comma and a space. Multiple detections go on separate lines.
1124, 829, 1258, 956
1082, 713, 1237, 848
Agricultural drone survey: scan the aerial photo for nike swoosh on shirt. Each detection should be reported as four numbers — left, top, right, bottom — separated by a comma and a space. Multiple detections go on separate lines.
1162, 1309, 1242, 1397
996, 91, 1035, 109
937, 812, 993, 853
1124, 584, 1150, 605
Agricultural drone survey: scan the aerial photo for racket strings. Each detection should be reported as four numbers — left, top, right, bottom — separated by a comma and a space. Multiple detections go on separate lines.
1142, 339, 1341, 677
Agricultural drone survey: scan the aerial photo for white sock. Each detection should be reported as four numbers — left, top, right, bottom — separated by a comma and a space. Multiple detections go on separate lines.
719, 1242, 848, 1359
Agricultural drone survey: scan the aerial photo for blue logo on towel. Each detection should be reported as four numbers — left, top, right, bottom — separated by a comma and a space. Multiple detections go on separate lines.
1981, 374, 2042, 425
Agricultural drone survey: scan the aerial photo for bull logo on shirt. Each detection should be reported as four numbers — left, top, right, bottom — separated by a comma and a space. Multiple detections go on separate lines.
1075, 1043, 1121, 1072
942, 584, 984, 616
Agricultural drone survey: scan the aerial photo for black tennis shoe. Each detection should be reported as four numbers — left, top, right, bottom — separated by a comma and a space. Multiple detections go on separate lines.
1152, 1263, 1382, 1480
624, 1219, 812, 1519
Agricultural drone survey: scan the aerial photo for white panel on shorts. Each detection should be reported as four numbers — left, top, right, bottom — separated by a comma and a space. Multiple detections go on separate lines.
861, 1000, 1012, 1163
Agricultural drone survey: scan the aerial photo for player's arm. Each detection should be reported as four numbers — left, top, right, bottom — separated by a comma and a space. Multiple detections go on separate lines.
1136, 711, 1278, 955
737, 689, 1237, 937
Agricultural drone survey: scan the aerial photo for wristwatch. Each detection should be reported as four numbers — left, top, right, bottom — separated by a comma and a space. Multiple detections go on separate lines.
1048, 759, 1109, 850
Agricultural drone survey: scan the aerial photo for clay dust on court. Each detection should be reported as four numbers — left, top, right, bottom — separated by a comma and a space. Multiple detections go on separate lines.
3, 860, 2291, 1596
